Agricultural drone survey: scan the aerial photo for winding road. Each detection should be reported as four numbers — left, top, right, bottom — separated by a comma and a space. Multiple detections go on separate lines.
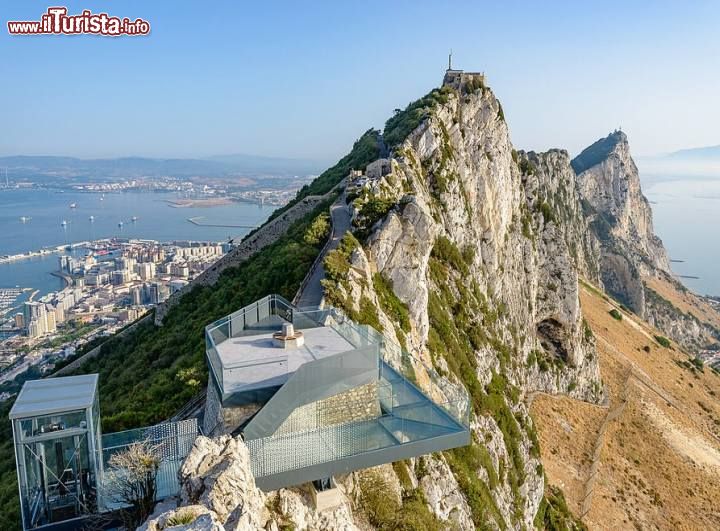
294, 194, 351, 309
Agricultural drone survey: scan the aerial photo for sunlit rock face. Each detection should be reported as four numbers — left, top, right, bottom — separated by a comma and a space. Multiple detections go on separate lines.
573, 130, 671, 313
573, 131, 718, 351
334, 76, 605, 528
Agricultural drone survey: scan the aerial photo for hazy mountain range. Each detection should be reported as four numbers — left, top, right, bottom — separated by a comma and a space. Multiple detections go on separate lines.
0, 153, 328, 183
637, 144, 720, 179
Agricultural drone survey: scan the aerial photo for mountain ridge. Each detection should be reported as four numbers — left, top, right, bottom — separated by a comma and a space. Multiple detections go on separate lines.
0, 153, 326, 180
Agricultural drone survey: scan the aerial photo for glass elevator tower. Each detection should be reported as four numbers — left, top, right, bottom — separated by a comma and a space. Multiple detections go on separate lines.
10, 375, 103, 530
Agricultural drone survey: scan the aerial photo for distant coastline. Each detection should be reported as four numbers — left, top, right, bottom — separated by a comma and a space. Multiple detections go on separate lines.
165, 198, 235, 208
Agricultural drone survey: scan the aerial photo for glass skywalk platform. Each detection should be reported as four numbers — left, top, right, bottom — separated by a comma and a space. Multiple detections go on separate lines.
205, 295, 471, 491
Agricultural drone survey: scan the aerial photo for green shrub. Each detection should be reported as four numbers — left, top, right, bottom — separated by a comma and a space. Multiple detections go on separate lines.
537, 201, 556, 224
384, 86, 453, 148
268, 130, 380, 222
445, 448, 504, 528
356, 296, 383, 332
431, 236, 469, 275
373, 274, 411, 333
324, 233, 359, 281
534, 485, 587, 530
166, 509, 198, 526
303, 213, 330, 245
358, 471, 400, 528
354, 194, 395, 240
691, 356, 705, 372
609, 309, 623, 321
392, 461, 413, 491
394, 488, 442, 531
654, 335, 671, 348
358, 471, 440, 531
519, 158, 537, 176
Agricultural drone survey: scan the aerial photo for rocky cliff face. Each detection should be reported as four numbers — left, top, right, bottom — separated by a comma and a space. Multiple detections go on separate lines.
140, 435, 360, 531
323, 76, 603, 528
573, 131, 671, 312
572, 132, 718, 351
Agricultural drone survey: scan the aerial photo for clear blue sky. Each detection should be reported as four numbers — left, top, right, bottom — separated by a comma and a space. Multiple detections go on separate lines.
2, 0, 719, 162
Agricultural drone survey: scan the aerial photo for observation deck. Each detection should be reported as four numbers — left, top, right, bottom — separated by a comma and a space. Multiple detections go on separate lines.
205, 295, 470, 491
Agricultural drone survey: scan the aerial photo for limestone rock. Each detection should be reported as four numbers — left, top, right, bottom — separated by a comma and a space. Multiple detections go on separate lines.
419, 455, 474, 530
176, 435, 267, 529
339, 80, 604, 528
143, 434, 359, 531
138, 504, 222, 531
573, 131, 715, 352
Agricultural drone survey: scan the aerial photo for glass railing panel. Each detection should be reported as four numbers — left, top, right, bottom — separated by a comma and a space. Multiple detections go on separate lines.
377, 380, 394, 415
292, 309, 329, 330
206, 345, 224, 391
207, 320, 230, 347
257, 296, 271, 321
246, 417, 400, 479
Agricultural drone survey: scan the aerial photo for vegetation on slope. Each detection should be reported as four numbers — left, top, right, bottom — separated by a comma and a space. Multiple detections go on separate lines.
267, 129, 381, 222
0, 202, 335, 526
383, 86, 453, 148
76, 203, 334, 431
534, 485, 587, 531
426, 236, 536, 527
357, 469, 442, 531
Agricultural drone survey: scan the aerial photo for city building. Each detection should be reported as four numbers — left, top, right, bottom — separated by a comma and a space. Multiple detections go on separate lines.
136, 262, 155, 280
23, 302, 51, 338
111, 270, 132, 286
131, 286, 143, 306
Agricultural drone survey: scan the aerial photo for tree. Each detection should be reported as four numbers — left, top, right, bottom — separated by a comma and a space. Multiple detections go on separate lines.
106, 441, 160, 529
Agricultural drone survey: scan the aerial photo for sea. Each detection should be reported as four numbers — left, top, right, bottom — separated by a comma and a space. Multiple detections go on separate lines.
644, 177, 720, 297
0, 189, 276, 307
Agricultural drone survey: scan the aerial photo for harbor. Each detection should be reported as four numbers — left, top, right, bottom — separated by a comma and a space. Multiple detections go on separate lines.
0, 241, 90, 265
187, 216, 258, 229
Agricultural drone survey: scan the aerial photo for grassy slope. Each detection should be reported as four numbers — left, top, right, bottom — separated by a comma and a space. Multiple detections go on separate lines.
531, 282, 720, 529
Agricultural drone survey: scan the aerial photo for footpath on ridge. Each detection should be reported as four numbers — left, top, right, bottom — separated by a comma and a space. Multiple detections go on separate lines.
293, 193, 351, 309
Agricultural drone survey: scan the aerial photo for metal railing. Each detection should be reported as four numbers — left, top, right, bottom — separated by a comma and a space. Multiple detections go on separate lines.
205, 295, 330, 397
99, 419, 198, 506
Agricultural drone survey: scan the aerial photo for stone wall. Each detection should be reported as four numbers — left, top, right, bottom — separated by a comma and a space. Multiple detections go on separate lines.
274, 382, 381, 436
203, 377, 223, 435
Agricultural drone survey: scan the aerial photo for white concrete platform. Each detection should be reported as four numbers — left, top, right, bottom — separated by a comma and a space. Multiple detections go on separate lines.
216, 326, 355, 394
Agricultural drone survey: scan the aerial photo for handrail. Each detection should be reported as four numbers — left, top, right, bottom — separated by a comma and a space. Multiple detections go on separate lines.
170, 389, 207, 422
